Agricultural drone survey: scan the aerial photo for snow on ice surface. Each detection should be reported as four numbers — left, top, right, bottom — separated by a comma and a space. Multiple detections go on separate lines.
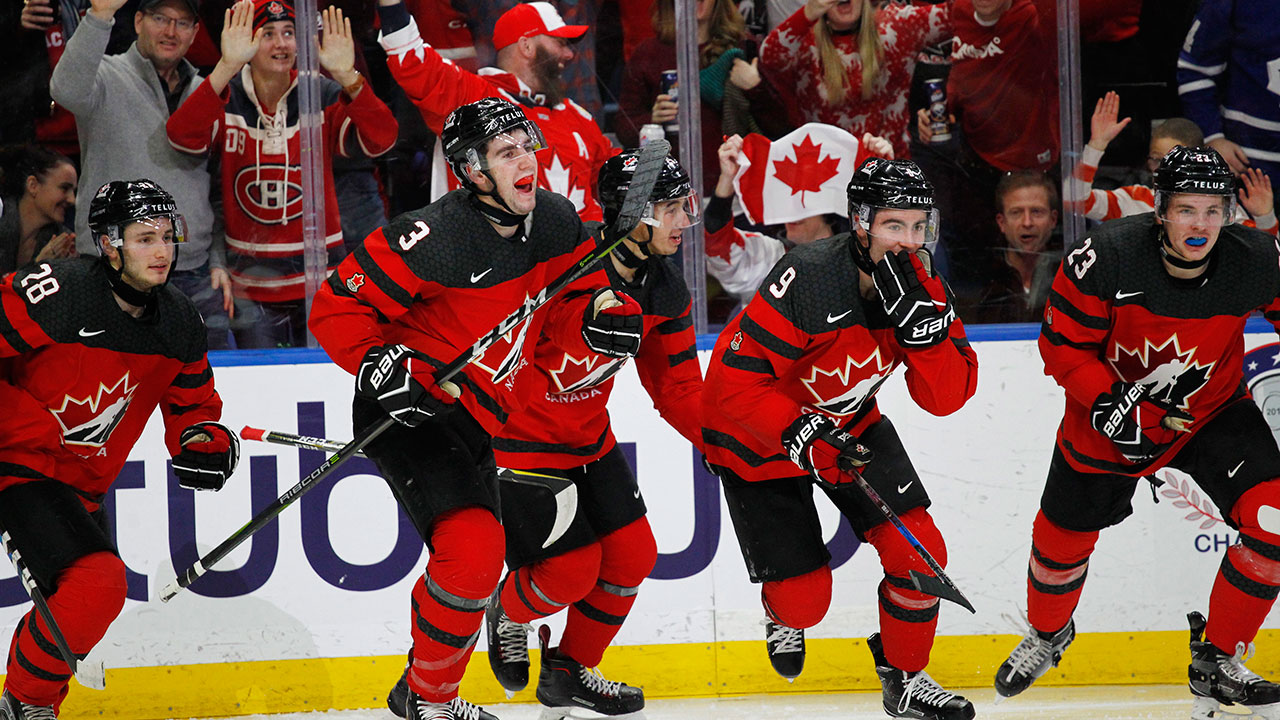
199, 685, 1206, 720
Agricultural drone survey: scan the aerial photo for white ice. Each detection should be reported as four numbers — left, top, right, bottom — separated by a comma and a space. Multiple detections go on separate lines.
200, 684, 1207, 720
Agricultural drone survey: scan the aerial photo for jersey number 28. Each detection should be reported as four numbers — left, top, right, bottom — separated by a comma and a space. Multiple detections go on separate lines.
20, 264, 60, 305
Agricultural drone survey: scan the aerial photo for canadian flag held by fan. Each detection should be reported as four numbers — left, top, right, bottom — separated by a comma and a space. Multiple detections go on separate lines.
732, 123, 883, 226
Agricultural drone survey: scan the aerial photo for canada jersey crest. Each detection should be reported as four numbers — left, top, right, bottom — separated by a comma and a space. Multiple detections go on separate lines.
49, 373, 138, 448
800, 348, 895, 416
1108, 334, 1214, 410
548, 353, 626, 395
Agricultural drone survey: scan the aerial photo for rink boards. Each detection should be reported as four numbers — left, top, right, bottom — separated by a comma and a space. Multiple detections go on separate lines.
4, 325, 1280, 719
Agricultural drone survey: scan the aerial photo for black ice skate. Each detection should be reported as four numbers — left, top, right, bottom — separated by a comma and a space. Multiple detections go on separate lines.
387, 648, 412, 718
535, 625, 645, 718
0, 690, 56, 720
994, 618, 1075, 698
868, 633, 974, 720
1188, 611, 1280, 720
405, 690, 499, 720
764, 619, 805, 680
487, 588, 533, 697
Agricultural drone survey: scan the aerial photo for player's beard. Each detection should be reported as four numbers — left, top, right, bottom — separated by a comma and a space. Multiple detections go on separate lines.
531, 46, 567, 107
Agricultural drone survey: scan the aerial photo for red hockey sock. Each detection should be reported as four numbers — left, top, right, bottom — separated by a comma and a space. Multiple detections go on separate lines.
559, 518, 657, 668
408, 507, 505, 703
866, 508, 945, 672
502, 542, 602, 624
761, 566, 832, 630
1026, 510, 1098, 635
5, 551, 126, 709
1206, 542, 1280, 651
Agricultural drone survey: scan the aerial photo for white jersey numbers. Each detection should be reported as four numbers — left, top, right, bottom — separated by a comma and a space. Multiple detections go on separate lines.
21, 264, 61, 305
1067, 237, 1098, 280
770, 266, 797, 299
398, 220, 430, 251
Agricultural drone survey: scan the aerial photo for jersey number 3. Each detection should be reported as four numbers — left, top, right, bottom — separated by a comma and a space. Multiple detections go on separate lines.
20, 264, 60, 305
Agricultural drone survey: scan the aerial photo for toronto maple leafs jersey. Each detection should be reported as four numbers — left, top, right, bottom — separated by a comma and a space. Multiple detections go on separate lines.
494, 245, 704, 470
1177, 0, 1280, 180
308, 189, 595, 437
702, 234, 979, 481
0, 258, 222, 504
1040, 213, 1280, 475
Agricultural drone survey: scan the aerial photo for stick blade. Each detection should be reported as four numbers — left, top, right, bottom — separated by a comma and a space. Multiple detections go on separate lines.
607, 139, 671, 242
75, 659, 106, 690
908, 569, 976, 613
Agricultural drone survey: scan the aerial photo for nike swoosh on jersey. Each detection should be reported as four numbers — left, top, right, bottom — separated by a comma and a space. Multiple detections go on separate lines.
1115, 290, 1143, 300
897, 482, 913, 494
79, 328, 106, 337
470, 268, 493, 283
1228, 460, 1245, 478
827, 310, 852, 323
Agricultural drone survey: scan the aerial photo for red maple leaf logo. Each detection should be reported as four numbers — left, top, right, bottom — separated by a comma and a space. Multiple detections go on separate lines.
772, 135, 842, 208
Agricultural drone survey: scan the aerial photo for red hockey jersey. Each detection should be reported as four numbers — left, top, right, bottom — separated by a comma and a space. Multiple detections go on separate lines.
702, 235, 978, 481
0, 259, 222, 505
948, 0, 1058, 172
308, 189, 596, 436
166, 69, 397, 302
378, 16, 617, 222
1040, 214, 1280, 475
494, 250, 704, 470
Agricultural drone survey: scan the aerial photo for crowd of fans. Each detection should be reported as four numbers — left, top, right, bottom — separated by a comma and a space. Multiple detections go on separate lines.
0, 0, 1268, 345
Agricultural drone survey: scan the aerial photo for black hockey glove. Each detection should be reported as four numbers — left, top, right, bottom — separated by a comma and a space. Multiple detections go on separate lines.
356, 344, 460, 427
1090, 381, 1194, 463
173, 421, 240, 491
582, 288, 643, 358
782, 414, 873, 487
872, 249, 955, 349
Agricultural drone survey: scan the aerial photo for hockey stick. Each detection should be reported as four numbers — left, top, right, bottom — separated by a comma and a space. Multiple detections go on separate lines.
839, 460, 976, 613
160, 140, 671, 603
0, 527, 107, 690
242, 426, 579, 548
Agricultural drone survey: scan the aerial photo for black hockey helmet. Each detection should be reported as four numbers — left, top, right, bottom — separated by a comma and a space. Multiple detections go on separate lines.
441, 97, 546, 191
1152, 144, 1237, 222
88, 179, 187, 250
846, 157, 938, 272
597, 151, 698, 229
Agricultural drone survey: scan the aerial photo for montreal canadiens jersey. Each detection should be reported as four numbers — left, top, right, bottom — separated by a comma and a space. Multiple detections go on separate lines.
494, 244, 704, 470
1040, 213, 1280, 475
702, 234, 979, 481
309, 189, 595, 436
0, 258, 221, 504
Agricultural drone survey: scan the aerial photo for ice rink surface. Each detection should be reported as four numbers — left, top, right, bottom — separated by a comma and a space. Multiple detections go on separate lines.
202, 685, 1210, 720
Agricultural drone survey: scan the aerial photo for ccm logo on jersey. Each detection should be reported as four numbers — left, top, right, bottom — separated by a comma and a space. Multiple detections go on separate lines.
234, 165, 303, 224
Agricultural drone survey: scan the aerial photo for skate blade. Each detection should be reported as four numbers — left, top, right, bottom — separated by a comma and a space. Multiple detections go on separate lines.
537, 707, 646, 720
1191, 695, 1280, 719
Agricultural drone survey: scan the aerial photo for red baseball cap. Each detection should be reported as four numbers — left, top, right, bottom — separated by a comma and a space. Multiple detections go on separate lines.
492, 2, 588, 51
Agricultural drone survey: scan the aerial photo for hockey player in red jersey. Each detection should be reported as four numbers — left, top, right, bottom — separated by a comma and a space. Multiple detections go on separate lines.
308, 97, 638, 720
0, 180, 236, 720
703, 158, 978, 720
374, 0, 616, 221
995, 145, 1280, 720
484, 152, 702, 719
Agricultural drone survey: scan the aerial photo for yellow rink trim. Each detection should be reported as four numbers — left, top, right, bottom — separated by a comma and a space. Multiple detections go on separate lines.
21, 628, 1280, 719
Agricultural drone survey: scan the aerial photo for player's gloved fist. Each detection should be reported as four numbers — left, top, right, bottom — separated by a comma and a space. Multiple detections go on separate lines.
356, 344, 460, 427
582, 288, 643, 358
173, 421, 240, 491
782, 413, 874, 487
873, 249, 955, 349
1089, 381, 1193, 462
